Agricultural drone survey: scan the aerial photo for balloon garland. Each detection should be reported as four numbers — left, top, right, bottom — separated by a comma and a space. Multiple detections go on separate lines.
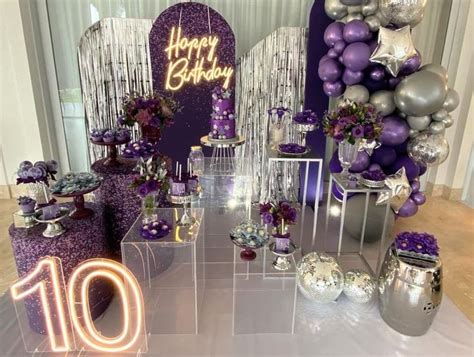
319, 0, 459, 218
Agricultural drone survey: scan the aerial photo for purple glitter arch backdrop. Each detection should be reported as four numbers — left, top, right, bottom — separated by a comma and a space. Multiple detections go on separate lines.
149, 2, 235, 163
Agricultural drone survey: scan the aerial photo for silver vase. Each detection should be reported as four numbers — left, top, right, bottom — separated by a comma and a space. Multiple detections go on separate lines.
338, 139, 360, 178
378, 245, 442, 336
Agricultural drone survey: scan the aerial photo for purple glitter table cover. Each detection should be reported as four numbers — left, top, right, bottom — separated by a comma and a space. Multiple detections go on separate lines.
9, 202, 113, 334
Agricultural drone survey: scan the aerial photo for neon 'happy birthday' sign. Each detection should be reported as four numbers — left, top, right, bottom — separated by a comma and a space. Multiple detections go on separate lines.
164, 26, 234, 90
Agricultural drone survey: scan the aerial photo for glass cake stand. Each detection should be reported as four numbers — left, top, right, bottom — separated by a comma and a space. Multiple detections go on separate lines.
200, 135, 245, 174
53, 184, 101, 219
90, 138, 131, 166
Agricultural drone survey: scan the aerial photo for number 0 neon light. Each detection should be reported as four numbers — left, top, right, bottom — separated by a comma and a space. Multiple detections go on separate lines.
10, 257, 145, 353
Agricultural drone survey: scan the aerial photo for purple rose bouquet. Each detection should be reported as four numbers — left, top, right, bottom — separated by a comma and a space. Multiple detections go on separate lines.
16, 160, 58, 185
260, 201, 298, 233
279, 143, 306, 154
119, 92, 179, 130
122, 139, 158, 159
130, 155, 170, 198
395, 231, 439, 258
321, 101, 383, 144
293, 110, 319, 125
362, 169, 386, 181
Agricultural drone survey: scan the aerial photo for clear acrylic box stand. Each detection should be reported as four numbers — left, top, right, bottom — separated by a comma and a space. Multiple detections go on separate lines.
121, 208, 205, 335
326, 173, 392, 275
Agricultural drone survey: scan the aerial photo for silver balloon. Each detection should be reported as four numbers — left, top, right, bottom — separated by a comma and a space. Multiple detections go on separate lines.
379, 0, 427, 28
375, 10, 390, 27
325, 0, 349, 19
341, 0, 364, 5
407, 132, 450, 167
297, 252, 344, 303
408, 129, 420, 138
376, 167, 412, 213
369, 90, 395, 116
398, 111, 407, 119
406, 115, 431, 131
429, 121, 446, 135
361, 0, 378, 16
369, 26, 417, 77
365, 15, 381, 32
442, 114, 454, 128
431, 109, 449, 122
394, 70, 448, 116
345, 12, 364, 23
343, 270, 377, 304
443, 88, 460, 112
420, 63, 448, 81
343, 85, 370, 104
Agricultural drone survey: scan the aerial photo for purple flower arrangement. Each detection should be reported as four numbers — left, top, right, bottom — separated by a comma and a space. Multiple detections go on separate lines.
321, 101, 383, 144
16, 160, 57, 185
395, 231, 440, 258
268, 106, 291, 118
278, 143, 306, 154
260, 201, 298, 230
293, 110, 319, 125
362, 169, 386, 182
130, 155, 170, 198
17, 196, 36, 214
140, 219, 172, 240
118, 92, 179, 130
122, 139, 158, 159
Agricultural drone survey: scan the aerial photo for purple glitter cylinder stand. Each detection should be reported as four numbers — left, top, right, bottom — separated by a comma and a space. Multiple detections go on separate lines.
9, 202, 113, 335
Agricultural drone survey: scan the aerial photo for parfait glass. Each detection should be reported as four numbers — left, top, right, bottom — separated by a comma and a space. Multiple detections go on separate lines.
338, 139, 360, 179
141, 192, 157, 224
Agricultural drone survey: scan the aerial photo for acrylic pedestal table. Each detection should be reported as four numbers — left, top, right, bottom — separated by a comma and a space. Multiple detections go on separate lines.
8, 202, 113, 335
91, 157, 141, 254
121, 208, 204, 334
200, 135, 246, 174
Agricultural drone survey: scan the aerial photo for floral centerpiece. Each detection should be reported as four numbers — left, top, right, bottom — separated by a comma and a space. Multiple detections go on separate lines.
260, 201, 298, 252
268, 106, 291, 128
395, 231, 439, 261
293, 110, 318, 125
17, 196, 36, 214
118, 92, 179, 142
140, 219, 172, 240
122, 139, 159, 159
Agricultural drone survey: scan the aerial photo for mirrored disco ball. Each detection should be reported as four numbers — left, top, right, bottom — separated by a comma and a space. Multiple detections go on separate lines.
296, 252, 344, 303
343, 269, 377, 304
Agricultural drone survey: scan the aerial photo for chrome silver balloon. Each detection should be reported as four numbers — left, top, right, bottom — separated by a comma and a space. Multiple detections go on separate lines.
361, 0, 378, 16
345, 12, 364, 23
343, 85, 370, 104
431, 109, 449, 122
442, 114, 454, 128
406, 115, 431, 131
343, 269, 376, 304
428, 121, 446, 135
325, 0, 349, 19
379, 0, 427, 28
420, 63, 448, 81
369, 90, 395, 116
407, 132, 450, 167
443, 88, 460, 112
364, 15, 381, 32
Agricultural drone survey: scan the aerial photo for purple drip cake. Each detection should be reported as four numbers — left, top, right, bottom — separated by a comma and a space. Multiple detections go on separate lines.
208, 87, 237, 141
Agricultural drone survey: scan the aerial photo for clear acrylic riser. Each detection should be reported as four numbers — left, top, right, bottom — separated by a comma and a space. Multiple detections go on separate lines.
121, 208, 205, 335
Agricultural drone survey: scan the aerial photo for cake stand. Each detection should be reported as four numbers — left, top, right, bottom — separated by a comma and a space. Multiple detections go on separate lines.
200, 135, 245, 174
34, 207, 70, 237
294, 122, 317, 147
168, 194, 196, 227
53, 184, 101, 220
269, 241, 297, 271
90, 138, 131, 166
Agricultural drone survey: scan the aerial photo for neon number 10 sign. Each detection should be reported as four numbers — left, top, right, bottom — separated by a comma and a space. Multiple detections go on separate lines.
10, 257, 146, 353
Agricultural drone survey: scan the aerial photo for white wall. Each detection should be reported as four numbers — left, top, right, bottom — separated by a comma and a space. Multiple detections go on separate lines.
0, 0, 45, 187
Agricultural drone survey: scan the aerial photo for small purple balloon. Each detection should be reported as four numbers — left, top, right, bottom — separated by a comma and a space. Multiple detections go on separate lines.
394, 141, 408, 155
369, 66, 386, 81
411, 192, 426, 206
334, 40, 346, 54
320, 55, 332, 63
332, 182, 356, 201
381, 115, 410, 146
323, 80, 345, 97
419, 163, 427, 176
371, 145, 397, 167
318, 59, 342, 82
411, 180, 421, 194
327, 49, 339, 58
343, 20, 371, 43
329, 150, 342, 173
342, 69, 364, 85
398, 198, 418, 217
388, 77, 402, 89
362, 77, 390, 92
368, 163, 382, 171
368, 39, 378, 53
389, 155, 420, 181
399, 52, 422, 76
349, 151, 370, 173
324, 22, 345, 47
342, 42, 371, 72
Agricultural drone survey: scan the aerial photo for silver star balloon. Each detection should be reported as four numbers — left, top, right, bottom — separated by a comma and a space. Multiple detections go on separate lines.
376, 167, 412, 213
358, 138, 380, 156
370, 26, 417, 77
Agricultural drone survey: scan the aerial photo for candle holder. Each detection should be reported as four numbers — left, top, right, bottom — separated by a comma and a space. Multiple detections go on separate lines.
90, 138, 131, 166
269, 240, 297, 271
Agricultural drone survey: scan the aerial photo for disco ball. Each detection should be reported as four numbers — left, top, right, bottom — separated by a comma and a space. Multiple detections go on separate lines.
296, 252, 344, 303
343, 269, 377, 304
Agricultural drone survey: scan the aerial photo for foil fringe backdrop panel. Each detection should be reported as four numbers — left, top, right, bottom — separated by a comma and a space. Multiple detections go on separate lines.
235, 27, 308, 202
78, 18, 153, 163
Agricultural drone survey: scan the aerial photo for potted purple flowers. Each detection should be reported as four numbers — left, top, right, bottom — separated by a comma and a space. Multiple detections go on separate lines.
395, 231, 439, 260
17, 196, 36, 214
260, 201, 298, 252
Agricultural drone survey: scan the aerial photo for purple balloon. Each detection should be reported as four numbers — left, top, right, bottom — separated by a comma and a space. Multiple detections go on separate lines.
338, 56, 344, 64
388, 155, 420, 181
411, 192, 426, 206
371, 145, 397, 167
362, 77, 389, 92
332, 182, 356, 201
398, 198, 418, 217
394, 141, 408, 155
342, 42, 371, 72
334, 40, 346, 54
327, 49, 339, 58
320, 55, 332, 63
380, 115, 410, 146
399, 51, 422, 76
419, 163, 427, 176
411, 180, 421, 194
318, 59, 342, 82
343, 20, 371, 43
329, 150, 342, 173
323, 80, 345, 97
368, 163, 382, 171
324, 22, 345, 47
368, 39, 378, 53
369, 66, 386, 81
388, 77, 402, 89
342, 69, 364, 85
349, 151, 370, 173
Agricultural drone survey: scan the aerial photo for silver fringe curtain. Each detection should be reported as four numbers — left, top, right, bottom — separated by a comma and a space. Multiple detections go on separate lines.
78, 18, 153, 163
235, 27, 308, 202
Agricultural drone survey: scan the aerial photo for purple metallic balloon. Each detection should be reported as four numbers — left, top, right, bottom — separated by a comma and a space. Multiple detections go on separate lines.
399, 51, 422, 76
411, 180, 421, 194
368, 39, 378, 53
371, 145, 397, 167
342, 69, 364, 85
388, 77, 402, 89
328, 48, 339, 58
342, 42, 371, 72
369, 66, 386, 81
320, 54, 331, 63
349, 151, 370, 173
394, 141, 408, 155
318, 59, 342, 82
334, 40, 346, 54
324, 22, 345, 47
419, 163, 427, 176
381, 115, 410, 146
323, 80, 345, 97
363, 77, 389, 92
388, 155, 420, 181
398, 198, 418, 217
343, 20, 371, 43
329, 150, 342, 173
411, 192, 426, 206
368, 163, 382, 171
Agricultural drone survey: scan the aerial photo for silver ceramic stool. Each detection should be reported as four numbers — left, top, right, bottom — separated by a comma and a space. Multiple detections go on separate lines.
378, 245, 442, 336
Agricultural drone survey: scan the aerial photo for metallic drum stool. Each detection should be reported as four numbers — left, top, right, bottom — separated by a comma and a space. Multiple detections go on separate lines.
378, 245, 442, 336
